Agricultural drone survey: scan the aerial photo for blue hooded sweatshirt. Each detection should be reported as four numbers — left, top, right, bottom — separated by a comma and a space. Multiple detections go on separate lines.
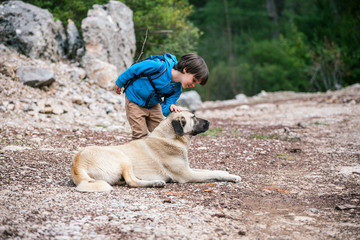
115, 53, 182, 117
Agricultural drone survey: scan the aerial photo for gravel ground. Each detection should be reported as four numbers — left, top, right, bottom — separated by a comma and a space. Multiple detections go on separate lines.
1, 85, 360, 239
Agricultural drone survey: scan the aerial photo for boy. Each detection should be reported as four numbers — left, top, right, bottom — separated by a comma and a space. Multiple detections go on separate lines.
115, 53, 208, 139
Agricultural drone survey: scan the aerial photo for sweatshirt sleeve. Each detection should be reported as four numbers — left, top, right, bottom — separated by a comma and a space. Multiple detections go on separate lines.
115, 60, 162, 88
162, 83, 182, 117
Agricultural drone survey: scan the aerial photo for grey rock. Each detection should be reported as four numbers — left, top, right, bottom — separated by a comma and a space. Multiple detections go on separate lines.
105, 105, 115, 114
81, 0, 136, 88
72, 96, 85, 105
0, 0, 66, 61
335, 204, 358, 211
69, 67, 87, 81
297, 122, 307, 128
16, 66, 55, 88
305, 208, 320, 213
82, 58, 118, 89
177, 90, 203, 110
235, 93, 248, 103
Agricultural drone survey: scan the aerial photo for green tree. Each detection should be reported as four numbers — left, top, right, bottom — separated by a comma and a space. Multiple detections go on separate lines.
190, 0, 359, 100
287, 0, 360, 87
121, 0, 200, 59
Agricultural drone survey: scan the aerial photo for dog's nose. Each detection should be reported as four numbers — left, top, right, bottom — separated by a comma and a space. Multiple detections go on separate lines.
204, 120, 210, 129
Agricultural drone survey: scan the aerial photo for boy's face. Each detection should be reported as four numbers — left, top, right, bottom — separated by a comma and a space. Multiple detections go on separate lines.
181, 70, 200, 89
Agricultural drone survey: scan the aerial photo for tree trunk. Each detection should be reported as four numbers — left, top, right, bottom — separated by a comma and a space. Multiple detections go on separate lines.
223, 0, 237, 95
266, 0, 279, 39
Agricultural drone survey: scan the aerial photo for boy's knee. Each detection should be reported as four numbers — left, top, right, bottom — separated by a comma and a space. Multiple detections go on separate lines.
132, 132, 147, 140
131, 125, 148, 139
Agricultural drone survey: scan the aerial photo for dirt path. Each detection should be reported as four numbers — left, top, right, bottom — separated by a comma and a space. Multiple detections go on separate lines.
1, 90, 359, 239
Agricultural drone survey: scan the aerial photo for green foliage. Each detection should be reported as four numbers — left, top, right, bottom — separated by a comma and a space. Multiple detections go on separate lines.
190, 0, 360, 100
276, 153, 294, 160
199, 127, 223, 137
23, 0, 109, 30
309, 38, 344, 91
200, 60, 252, 100
285, 0, 359, 88
121, 0, 200, 58
95, 124, 107, 128
312, 122, 329, 126
250, 134, 280, 140
200, 37, 312, 99
247, 39, 310, 94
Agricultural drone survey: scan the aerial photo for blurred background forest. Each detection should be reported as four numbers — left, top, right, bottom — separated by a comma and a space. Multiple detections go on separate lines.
23, 0, 360, 100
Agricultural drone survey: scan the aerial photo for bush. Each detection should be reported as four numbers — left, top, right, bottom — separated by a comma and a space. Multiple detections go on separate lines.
122, 0, 200, 58
309, 38, 344, 91
245, 39, 310, 95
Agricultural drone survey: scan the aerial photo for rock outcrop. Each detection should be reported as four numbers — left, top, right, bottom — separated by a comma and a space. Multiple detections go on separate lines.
0, 0, 66, 61
0, 0, 136, 89
177, 90, 203, 110
81, 0, 136, 89
16, 66, 55, 88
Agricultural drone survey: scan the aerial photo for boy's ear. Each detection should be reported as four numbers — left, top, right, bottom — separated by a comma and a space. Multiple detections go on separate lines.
171, 117, 186, 136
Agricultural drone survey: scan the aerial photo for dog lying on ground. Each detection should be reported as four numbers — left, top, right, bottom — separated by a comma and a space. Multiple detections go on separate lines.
71, 111, 241, 192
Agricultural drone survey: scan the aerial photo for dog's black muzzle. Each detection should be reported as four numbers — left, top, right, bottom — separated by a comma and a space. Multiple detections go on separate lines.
192, 118, 210, 135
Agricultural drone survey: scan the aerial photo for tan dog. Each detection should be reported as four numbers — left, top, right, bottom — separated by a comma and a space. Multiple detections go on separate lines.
71, 111, 241, 192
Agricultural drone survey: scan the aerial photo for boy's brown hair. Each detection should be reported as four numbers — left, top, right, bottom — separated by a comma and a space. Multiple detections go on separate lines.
174, 53, 209, 85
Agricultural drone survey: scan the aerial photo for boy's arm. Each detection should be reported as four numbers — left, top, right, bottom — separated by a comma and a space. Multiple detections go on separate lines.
115, 60, 161, 89
162, 84, 182, 117
170, 104, 182, 113
114, 84, 122, 94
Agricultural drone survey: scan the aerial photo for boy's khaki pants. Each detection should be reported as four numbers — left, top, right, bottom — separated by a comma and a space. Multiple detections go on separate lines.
125, 96, 164, 139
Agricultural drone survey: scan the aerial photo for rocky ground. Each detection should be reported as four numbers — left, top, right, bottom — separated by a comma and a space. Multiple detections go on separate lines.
1, 47, 360, 239
1, 82, 359, 239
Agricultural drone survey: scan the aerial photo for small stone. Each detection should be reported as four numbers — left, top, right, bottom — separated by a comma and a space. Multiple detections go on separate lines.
335, 204, 358, 211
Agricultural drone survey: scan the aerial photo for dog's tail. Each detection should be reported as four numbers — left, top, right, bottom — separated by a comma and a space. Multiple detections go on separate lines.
71, 151, 113, 192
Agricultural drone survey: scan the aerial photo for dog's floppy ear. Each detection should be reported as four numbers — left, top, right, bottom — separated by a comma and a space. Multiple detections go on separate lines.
171, 116, 186, 136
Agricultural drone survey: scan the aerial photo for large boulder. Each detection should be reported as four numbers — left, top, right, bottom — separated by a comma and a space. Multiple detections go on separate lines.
16, 66, 55, 88
0, 0, 66, 61
177, 90, 203, 110
81, 0, 136, 89
86, 59, 118, 89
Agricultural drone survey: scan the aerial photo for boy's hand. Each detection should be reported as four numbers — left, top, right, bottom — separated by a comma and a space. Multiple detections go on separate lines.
114, 84, 122, 95
170, 104, 182, 113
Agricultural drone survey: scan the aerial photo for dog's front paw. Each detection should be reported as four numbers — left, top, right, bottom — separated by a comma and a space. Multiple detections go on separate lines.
229, 175, 241, 183
151, 180, 166, 188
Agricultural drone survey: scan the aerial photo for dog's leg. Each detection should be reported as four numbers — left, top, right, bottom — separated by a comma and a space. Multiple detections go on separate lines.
72, 168, 113, 192
76, 179, 113, 192
192, 169, 228, 174
178, 168, 241, 183
122, 164, 166, 188
113, 180, 126, 186
71, 156, 113, 192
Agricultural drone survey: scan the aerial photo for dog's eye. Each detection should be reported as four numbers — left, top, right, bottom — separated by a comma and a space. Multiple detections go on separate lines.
180, 116, 186, 127
191, 116, 197, 123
